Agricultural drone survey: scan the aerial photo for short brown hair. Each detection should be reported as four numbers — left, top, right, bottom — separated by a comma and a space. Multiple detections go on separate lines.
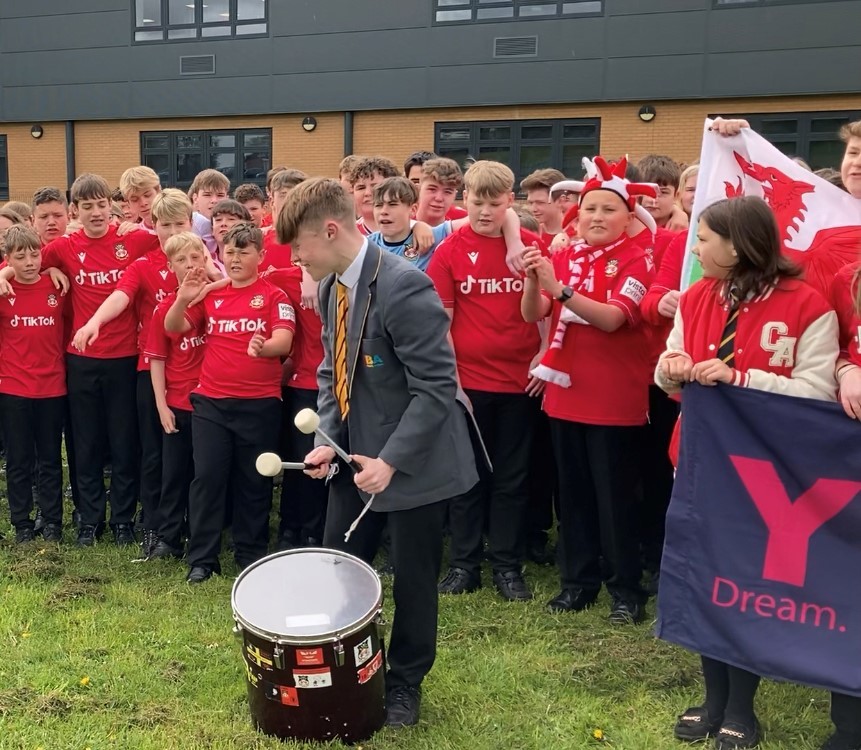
338, 155, 362, 179
514, 205, 540, 233
277, 178, 354, 244
463, 161, 514, 198
2, 224, 40, 257
403, 151, 437, 177
637, 155, 681, 189
840, 120, 861, 142
151, 188, 193, 224
271, 169, 308, 193
350, 156, 399, 185
119, 165, 160, 199
520, 168, 566, 194
189, 169, 230, 197
373, 177, 418, 206
32, 187, 67, 208
70, 173, 112, 205
266, 166, 287, 190
223, 222, 263, 251
164, 231, 207, 260
3, 201, 32, 222
211, 199, 252, 221
421, 158, 463, 190
233, 183, 266, 205
0, 206, 26, 226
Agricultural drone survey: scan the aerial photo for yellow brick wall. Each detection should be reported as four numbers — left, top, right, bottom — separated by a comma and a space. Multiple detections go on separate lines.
3, 94, 860, 204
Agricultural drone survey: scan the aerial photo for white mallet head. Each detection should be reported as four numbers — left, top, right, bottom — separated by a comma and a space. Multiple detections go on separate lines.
294, 408, 321, 435
255, 452, 284, 477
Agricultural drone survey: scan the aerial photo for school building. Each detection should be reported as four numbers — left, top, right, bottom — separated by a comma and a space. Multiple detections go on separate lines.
1, 0, 859, 201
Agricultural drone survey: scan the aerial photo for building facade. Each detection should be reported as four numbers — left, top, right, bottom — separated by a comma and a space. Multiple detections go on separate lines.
1, 0, 859, 200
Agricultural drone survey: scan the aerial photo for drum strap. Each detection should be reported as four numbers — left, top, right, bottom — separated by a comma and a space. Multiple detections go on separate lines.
344, 493, 376, 543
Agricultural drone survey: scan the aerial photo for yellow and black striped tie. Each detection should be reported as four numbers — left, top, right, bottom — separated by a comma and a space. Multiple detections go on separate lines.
717, 304, 740, 367
334, 281, 350, 420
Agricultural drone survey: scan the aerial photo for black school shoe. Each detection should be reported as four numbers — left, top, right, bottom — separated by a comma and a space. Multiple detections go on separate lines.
547, 588, 600, 613
438, 567, 481, 594
77, 524, 98, 547
15, 526, 35, 543
186, 565, 220, 584
112, 523, 136, 547
714, 719, 761, 749
821, 732, 861, 750
492, 570, 533, 601
41, 523, 63, 542
385, 685, 421, 728
673, 706, 724, 741
148, 539, 184, 560
608, 595, 645, 625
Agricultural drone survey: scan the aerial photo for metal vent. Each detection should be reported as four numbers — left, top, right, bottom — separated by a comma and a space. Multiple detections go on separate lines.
180, 55, 216, 75
493, 36, 538, 58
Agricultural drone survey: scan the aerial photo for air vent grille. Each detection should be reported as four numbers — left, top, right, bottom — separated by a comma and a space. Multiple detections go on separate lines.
493, 36, 538, 58
180, 55, 216, 75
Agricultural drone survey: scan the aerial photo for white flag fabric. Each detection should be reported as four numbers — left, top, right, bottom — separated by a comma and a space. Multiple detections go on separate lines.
680, 119, 861, 292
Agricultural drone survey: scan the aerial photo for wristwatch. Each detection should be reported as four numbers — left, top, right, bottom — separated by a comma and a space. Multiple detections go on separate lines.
556, 285, 573, 302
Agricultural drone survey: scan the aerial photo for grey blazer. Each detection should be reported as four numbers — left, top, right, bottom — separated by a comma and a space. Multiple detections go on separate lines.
315, 242, 480, 512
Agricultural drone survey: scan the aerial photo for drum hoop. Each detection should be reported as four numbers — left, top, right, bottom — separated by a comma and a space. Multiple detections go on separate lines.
230, 547, 384, 645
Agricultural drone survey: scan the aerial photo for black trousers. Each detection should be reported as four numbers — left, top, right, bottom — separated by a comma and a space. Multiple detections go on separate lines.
523, 408, 558, 548
550, 418, 645, 604
66, 354, 139, 527
137, 370, 163, 531
187, 395, 280, 571
831, 692, 861, 738
639, 385, 679, 571
0, 394, 65, 529
323, 468, 447, 689
448, 390, 535, 575
63, 399, 81, 511
279, 387, 328, 541
159, 408, 194, 549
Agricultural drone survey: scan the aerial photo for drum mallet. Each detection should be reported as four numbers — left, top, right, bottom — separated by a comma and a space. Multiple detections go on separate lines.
293, 408, 364, 473
255, 452, 318, 477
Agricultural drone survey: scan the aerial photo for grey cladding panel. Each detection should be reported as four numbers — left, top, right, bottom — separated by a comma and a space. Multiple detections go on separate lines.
129, 38, 274, 81
129, 77, 270, 117
606, 55, 704, 99
2, 49, 130, 87
271, 69, 428, 111
0, 10, 128, 52
607, 0, 709, 14
0, 0, 125, 18
1, 83, 131, 121
270, 0, 427, 36
607, 11, 707, 57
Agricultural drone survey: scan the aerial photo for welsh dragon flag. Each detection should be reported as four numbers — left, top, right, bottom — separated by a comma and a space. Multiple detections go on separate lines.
680, 119, 861, 292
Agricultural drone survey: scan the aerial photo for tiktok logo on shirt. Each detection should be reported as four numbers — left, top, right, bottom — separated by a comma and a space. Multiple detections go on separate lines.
9, 315, 56, 328
179, 333, 206, 351
459, 275, 524, 295
74, 269, 124, 286
206, 317, 268, 334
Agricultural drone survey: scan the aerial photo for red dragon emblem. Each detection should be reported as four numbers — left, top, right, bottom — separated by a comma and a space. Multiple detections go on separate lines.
724, 151, 861, 295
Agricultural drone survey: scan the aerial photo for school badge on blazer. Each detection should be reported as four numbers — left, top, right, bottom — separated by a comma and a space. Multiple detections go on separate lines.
114, 243, 128, 260
364, 355, 384, 368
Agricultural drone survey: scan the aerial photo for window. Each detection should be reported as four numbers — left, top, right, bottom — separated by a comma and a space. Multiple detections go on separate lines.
435, 118, 600, 191
134, 0, 268, 43
433, 0, 602, 24
0, 136, 8, 201
717, 111, 859, 170
141, 128, 272, 190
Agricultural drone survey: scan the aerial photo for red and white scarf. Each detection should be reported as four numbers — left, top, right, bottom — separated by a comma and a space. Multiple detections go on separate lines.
530, 236, 629, 388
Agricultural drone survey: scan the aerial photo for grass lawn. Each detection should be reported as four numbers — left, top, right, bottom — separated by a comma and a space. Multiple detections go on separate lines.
0, 503, 836, 750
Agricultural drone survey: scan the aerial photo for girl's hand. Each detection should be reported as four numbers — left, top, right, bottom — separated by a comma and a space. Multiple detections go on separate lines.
657, 290, 680, 319
661, 353, 693, 384
838, 366, 861, 420
691, 358, 734, 386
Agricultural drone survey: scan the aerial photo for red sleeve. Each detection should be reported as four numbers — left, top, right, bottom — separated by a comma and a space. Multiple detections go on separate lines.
830, 265, 858, 357
145, 303, 169, 360
269, 287, 296, 333
41, 236, 70, 272
124, 230, 160, 259
184, 300, 206, 329
642, 232, 686, 325
608, 254, 653, 326
115, 259, 144, 298
426, 235, 455, 308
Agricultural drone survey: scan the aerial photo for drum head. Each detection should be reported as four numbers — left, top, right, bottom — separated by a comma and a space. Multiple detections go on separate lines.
232, 548, 382, 643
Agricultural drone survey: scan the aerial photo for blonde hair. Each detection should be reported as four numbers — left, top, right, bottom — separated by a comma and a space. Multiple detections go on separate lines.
2, 224, 41, 257
840, 120, 861, 142
463, 161, 515, 198
338, 155, 362, 179
189, 169, 230, 197
421, 158, 463, 190
271, 169, 308, 193
277, 178, 354, 244
3, 201, 32, 222
151, 188, 193, 224
119, 166, 160, 199
164, 231, 206, 260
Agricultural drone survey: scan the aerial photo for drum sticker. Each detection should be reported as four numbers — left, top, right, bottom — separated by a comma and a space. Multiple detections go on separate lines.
263, 681, 300, 707
354, 636, 373, 667
357, 651, 383, 685
296, 648, 324, 666
246, 643, 274, 670
293, 668, 332, 689
244, 661, 261, 687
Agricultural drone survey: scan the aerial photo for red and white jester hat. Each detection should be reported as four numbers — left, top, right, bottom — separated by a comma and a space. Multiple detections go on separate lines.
552, 156, 660, 236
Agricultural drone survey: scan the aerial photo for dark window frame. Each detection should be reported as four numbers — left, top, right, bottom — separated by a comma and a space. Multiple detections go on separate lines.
140, 128, 272, 191
434, 117, 601, 193
432, 0, 603, 26
133, 0, 269, 44
713, 110, 859, 170
0, 136, 8, 201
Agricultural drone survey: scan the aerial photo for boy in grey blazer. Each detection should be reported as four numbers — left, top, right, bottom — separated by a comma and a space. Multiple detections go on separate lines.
278, 178, 479, 728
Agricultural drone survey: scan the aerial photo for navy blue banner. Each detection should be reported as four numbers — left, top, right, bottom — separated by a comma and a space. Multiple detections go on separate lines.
657, 384, 861, 696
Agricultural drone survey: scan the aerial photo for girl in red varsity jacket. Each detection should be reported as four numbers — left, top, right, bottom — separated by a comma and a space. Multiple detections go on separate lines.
657, 196, 838, 750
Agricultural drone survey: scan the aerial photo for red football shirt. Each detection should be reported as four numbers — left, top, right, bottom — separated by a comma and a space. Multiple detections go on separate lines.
115, 247, 178, 371
42, 226, 154, 359
830, 261, 861, 367
264, 267, 324, 391
541, 236, 653, 426
261, 231, 295, 271
185, 277, 295, 400
145, 293, 206, 411
446, 205, 468, 220
428, 225, 544, 393
0, 276, 67, 398
632, 227, 680, 369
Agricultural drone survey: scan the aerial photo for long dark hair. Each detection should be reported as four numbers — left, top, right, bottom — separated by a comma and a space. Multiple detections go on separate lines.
699, 196, 799, 301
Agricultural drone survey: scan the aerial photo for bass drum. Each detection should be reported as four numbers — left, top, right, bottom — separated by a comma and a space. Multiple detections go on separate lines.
231, 548, 386, 743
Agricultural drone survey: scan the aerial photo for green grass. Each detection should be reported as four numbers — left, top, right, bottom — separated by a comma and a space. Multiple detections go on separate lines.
0, 507, 835, 750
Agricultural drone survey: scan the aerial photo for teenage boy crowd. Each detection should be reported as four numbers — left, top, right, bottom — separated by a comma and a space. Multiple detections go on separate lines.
1, 117, 860, 747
